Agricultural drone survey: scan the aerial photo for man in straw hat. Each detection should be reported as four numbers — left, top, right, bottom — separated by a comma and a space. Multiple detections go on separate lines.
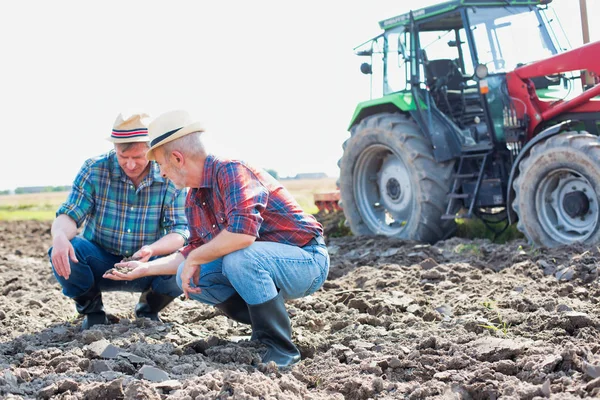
48, 112, 189, 330
106, 110, 329, 367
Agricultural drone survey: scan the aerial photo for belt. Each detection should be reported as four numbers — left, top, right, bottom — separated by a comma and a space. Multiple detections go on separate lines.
303, 235, 325, 247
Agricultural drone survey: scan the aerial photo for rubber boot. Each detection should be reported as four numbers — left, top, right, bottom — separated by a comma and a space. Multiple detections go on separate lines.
215, 292, 251, 325
74, 288, 108, 330
135, 289, 176, 322
248, 292, 301, 367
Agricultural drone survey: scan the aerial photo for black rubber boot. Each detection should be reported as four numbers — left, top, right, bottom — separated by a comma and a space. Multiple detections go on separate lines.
135, 289, 176, 322
248, 292, 301, 367
215, 292, 251, 325
74, 288, 108, 330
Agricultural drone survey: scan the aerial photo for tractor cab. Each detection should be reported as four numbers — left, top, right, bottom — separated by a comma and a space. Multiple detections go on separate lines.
355, 0, 564, 149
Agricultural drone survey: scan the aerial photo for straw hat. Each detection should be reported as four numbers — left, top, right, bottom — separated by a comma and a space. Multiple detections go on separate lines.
146, 110, 204, 160
107, 112, 151, 143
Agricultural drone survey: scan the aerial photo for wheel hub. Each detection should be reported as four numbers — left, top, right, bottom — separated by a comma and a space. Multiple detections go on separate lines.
378, 155, 411, 211
536, 170, 599, 243
562, 190, 590, 218
386, 178, 401, 201
353, 145, 413, 236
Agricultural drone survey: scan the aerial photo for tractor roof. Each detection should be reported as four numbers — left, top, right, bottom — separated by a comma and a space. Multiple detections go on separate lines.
378, 0, 551, 31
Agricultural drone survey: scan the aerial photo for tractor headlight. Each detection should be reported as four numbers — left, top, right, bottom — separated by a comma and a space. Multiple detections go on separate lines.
475, 63, 489, 79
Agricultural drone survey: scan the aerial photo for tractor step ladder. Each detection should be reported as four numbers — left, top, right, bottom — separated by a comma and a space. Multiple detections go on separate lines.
441, 150, 491, 220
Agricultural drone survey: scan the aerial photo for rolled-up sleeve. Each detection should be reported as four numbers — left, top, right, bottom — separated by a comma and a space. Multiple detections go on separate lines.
221, 163, 268, 238
161, 186, 189, 244
56, 161, 95, 227
179, 231, 202, 258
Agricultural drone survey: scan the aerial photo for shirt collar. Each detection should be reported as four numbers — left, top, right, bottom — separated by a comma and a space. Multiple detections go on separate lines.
198, 154, 216, 188
109, 150, 124, 182
148, 162, 165, 183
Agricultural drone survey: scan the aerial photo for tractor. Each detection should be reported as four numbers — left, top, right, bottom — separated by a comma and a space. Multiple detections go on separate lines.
329, 0, 600, 247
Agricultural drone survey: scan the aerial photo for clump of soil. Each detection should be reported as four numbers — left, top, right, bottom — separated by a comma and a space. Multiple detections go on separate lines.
104, 256, 141, 275
105, 265, 133, 275
1, 220, 600, 399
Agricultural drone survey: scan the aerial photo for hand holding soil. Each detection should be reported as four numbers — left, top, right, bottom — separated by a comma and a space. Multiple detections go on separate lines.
104, 264, 135, 276
103, 258, 146, 281
121, 254, 141, 263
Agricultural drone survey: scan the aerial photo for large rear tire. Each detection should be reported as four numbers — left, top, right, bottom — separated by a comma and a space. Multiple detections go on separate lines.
338, 113, 455, 243
512, 131, 600, 247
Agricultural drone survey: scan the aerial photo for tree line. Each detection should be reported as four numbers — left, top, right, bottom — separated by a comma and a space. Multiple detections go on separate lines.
0, 185, 72, 195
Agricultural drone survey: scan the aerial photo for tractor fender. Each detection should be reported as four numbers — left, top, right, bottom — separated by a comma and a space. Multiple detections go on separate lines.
507, 120, 575, 225
350, 99, 462, 163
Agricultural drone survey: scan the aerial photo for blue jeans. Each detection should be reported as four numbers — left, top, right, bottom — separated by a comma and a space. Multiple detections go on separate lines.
176, 237, 329, 305
48, 236, 182, 298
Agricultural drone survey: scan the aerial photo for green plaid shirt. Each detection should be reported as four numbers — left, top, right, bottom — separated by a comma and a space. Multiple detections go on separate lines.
57, 150, 189, 256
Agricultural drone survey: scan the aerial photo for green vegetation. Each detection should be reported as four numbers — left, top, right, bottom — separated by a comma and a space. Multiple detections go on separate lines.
14, 185, 71, 194
482, 299, 497, 310
453, 243, 481, 255
0, 203, 58, 221
0, 192, 68, 221
329, 216, 352, 238
455, 216, 524, 244
518, 244, 543, 257
478, 299, 511, 336
0, 210, 56, 221
479, 316, 510, 336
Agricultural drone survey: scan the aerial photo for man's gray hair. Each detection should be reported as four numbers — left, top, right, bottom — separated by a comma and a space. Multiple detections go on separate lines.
162, 131, 206, 158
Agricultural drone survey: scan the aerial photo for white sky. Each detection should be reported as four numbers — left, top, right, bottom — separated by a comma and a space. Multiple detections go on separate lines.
0, 0, 597, 191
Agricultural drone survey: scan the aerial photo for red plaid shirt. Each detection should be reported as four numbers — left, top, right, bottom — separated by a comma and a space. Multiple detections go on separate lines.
180, 155, 323, 258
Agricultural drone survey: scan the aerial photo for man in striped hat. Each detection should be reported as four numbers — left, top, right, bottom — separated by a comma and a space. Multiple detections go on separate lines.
48, 112, 189, 330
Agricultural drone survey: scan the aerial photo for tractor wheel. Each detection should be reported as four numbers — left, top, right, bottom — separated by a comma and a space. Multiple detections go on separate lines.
512, 131, 600, 247
338, 112, 455, 243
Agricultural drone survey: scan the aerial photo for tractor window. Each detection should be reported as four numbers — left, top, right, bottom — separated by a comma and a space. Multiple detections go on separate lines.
539, 6, 570, 52
416, 28, 474, 92
370, 37, 386, 99
419, 29, 473, 77
383, 27, 409, 95
467, 6, 556, 73
421, 30, 458, 62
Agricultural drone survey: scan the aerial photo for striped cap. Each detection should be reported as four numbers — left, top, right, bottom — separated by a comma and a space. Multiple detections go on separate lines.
107, 112, 151, 143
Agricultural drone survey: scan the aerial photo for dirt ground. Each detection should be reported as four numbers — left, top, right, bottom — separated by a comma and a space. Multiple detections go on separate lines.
1, 216, 600, 399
